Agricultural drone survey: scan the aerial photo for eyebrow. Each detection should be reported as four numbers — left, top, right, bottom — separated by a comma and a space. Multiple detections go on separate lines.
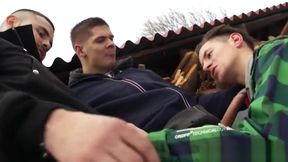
199, 50, 206, 65
94, 36, 105, 41
202, 47, 214, 66
95, 34, 114, 41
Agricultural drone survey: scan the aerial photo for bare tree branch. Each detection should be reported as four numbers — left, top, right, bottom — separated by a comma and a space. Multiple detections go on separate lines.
141, 8, 227, 37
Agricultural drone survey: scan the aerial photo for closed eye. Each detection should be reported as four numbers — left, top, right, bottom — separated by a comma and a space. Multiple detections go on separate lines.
37, 27, 49, 38
37, 29, 53, 47
109, 35, 114, 41
206, 51, 212, 59
201, 50, 212, 67
95, 35, 114, 43
95, 37, 105, 43
38, 30, 45, 38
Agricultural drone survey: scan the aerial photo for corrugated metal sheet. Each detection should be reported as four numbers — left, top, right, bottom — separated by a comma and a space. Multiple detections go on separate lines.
117, 2, 288, 56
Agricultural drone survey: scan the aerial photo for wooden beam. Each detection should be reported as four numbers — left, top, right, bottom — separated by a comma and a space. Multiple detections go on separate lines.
280, 20, 288, 35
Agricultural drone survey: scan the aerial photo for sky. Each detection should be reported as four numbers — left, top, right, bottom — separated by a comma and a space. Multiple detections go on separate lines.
0, 0, 287, 66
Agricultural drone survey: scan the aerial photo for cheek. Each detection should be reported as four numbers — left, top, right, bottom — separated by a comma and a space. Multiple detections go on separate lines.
91, 53, 101, 62
223, 57, 234, 68
218, 60, 233, 77
32, 30, 40, 43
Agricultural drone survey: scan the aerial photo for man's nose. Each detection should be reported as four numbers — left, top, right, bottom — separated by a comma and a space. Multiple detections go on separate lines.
43, 40, 52, 52
203, 61, 212, 72
106, 39, 115, 48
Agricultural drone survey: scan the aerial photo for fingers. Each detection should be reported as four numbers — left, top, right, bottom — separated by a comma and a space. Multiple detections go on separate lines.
45, 110, 160, 162
126, 123, 147, 136
108, 139, 144, 162
92, 153, 117, 162
120, 124, 160, 162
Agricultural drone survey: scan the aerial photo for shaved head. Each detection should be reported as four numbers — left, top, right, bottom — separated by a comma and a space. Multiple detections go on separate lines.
0, 9, 55, 61
0, 9, 54, 31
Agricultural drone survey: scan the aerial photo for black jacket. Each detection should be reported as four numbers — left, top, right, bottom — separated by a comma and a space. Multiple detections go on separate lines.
0, 25, 91, 162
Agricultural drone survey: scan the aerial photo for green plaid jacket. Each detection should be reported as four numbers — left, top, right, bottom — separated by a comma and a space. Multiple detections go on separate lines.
148, 36, 288, 162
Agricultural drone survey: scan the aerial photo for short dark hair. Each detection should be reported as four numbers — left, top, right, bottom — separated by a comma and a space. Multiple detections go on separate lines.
70, 17, 108, 45
195, 24, 255, 54
13, 9, 55, 31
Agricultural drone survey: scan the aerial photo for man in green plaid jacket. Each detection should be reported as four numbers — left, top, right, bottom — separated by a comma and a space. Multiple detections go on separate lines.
148, 24, 288, 162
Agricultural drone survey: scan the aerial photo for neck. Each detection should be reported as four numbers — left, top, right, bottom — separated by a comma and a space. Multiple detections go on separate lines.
236, 49, 253, 85
82, 65, 109, 74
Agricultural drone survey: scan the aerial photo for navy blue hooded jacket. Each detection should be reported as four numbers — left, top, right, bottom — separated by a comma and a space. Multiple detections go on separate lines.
69, 68, 240, 132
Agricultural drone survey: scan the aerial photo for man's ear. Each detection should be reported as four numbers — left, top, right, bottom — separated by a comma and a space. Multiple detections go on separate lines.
6, 15, 16, 28
74, 44, 86, 57
230, 32, 244, 48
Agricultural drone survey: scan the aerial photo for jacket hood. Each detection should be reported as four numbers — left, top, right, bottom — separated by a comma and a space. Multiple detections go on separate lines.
68, 68, 108, 86
68, 58, 134, 86
69, 68, 85, 86
0, 25, 41, 61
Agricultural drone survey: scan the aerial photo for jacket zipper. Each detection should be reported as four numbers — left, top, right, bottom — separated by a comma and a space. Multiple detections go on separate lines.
165, 87, 191, 109
105, 78, 146, 92
123, 79, 146, 92
105, 78, 190, 108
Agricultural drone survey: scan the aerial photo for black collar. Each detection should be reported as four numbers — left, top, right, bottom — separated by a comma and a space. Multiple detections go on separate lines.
0, 25, 41, 61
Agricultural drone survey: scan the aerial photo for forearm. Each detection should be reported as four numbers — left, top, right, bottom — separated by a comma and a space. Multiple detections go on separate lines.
197, 85, 244, 119
0, 86, 74, 161
221, 89, 247, 126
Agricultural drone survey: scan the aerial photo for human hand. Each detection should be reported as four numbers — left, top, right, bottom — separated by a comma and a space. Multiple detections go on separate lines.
126, 122, 148, 136
221, 89, 247, 126
44, 109, 160, 162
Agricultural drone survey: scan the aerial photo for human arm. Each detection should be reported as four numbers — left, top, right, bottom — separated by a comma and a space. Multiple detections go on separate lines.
0, 37, 74, 161
221, 89, 247, 126
0, 85, 68, 161
0, 85, 159, 162
196, 85, 245, 119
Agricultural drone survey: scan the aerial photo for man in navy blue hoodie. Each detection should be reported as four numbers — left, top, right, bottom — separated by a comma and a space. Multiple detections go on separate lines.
69, 17, 242, 132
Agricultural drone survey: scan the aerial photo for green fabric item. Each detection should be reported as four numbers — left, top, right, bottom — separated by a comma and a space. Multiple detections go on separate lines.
148, 124, 266, 162
250, 36, 288, 125
148, 36, 288, 162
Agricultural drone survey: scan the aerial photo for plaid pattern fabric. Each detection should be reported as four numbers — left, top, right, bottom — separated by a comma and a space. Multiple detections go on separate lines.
148, 36, 288, 162
250, 36, 288, 162
250, 36, 288, 126
148, 123, 265, 162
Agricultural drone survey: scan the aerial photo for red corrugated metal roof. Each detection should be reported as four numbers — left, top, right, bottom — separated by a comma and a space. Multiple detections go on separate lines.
117, 2, 288, 55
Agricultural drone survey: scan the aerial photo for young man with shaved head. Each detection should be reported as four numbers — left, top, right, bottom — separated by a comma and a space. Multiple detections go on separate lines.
0, 9, 160, 162
0, 9, 54, 61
